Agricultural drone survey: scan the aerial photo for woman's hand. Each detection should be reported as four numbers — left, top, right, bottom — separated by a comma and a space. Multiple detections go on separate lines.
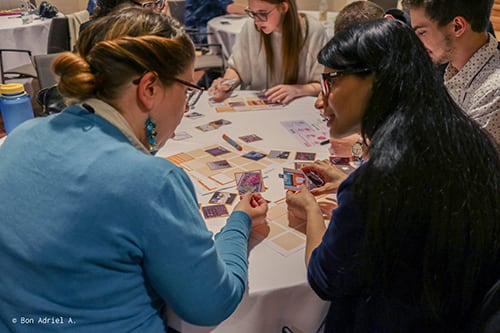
302, 160, 348, 195
265, 84, 301, 105
234, 193, 268, 227
285, 185, 319, 223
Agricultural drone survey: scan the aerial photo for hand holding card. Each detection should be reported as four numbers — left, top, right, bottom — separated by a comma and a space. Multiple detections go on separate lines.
233, 193, 268, 227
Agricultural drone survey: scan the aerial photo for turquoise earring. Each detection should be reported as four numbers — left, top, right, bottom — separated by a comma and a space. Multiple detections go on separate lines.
145, 117, 158, 155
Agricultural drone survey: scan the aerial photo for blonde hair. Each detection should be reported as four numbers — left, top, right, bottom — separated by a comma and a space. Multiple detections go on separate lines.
53, 7, 194, 101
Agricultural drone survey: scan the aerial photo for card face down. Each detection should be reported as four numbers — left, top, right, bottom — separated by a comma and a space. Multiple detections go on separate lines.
201, 204, 229, 219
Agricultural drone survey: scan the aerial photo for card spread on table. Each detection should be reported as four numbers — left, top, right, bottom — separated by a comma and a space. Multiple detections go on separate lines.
239, 134, 263, 143
269, 150, 290, 159
201, 204, 229, 219
196, 119, 232, 132
205, 146, 230, 156
243, 151, 266, 160
185, 111, 204, 119
295, 152, 316, 161
209, 191, 237, 205
207, 160, 232, 170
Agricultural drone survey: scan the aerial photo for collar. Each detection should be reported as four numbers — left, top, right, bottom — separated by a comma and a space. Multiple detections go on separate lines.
80, 98, 150, 155
444, 33, 498, 83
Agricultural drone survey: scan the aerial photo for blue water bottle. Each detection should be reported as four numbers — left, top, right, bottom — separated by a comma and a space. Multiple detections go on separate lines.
0, 83, 34, 134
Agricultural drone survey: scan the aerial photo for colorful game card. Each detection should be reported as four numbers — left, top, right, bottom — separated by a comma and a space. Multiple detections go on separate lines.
304, 170, 325, 187
281, 168, 324, 190
269, 150, 290, 159
243, 151, 266, 160
295, 152, 316, 161
201, 204, 229, 219
205, 146, 230, 156
239, 134, 263, 143
207, 160, 232, 170
209, 191, 237, 205
196, 119, 232, 132
209, 119, 232, 128
282, 168, 308, 191
235, 170, 264, 194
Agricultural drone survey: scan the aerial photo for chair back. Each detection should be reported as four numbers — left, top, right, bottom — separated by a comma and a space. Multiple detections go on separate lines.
168, 0, 185, 24
66, 10, 90, 50
47, 17, 70, 54
33, 53, 60, 89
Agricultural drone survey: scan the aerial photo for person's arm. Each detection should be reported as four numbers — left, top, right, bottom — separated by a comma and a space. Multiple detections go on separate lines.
142, 167, 264, 326
226, 3, 246, 15
306, 173, 365, 300
265, 82, 321, 105
208, 68, 241, 102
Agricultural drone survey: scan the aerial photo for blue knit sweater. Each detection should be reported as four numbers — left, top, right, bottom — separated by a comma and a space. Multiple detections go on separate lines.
0, 105, 251, 332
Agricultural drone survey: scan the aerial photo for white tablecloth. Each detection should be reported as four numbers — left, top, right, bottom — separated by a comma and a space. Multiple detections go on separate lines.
0, 92, 331, 333
0, 15, 53, 70
207, 11, 337, 60
158, 92, 330, 333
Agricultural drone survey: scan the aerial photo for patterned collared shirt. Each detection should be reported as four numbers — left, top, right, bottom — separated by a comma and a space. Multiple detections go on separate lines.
444, 34, 500, 142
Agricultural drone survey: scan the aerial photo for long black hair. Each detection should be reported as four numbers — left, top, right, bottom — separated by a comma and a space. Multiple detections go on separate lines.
318, 18, 500, 325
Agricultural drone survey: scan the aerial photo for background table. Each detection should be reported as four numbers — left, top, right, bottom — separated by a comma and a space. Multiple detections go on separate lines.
0, 15, 53, 71
207, 11, 338, 60
158, 92, 330, 333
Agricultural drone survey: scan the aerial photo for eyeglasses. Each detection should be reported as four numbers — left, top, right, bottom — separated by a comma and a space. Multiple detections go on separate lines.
133, 0, 165, 10
320, 68, 371, 97
244, 6, 277, 22
173, 77, 204, 109
132, 73, 204, 109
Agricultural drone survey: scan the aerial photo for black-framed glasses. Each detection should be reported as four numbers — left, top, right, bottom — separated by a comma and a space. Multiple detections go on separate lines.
244, 6, 277, 22
133, 0, 165, 10
320, 68, 371, 97
174, 77, 204, 109
132, 73, 204, 109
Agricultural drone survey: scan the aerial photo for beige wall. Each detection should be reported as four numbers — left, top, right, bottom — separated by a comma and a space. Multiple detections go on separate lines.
48, 0, 87, 14
234, 0, 402, 11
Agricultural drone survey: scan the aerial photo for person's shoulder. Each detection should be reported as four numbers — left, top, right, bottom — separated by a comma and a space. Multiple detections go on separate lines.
302, 13, 324, 33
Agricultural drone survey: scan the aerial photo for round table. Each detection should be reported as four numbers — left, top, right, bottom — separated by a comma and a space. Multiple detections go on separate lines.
0, 14, 53, 71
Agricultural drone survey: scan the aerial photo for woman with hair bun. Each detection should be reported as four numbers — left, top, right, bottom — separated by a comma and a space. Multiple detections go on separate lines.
0, 7, 268, 332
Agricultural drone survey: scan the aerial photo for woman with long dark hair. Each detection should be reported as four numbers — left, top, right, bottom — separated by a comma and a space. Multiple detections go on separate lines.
286, 18, 500, 331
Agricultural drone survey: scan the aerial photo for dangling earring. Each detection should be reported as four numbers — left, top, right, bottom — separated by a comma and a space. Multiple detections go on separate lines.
145, 117, 158, 155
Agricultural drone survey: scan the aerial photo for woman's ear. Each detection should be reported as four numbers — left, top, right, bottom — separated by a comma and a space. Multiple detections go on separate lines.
136, 72, 160, 113
280, 1, 289, 14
